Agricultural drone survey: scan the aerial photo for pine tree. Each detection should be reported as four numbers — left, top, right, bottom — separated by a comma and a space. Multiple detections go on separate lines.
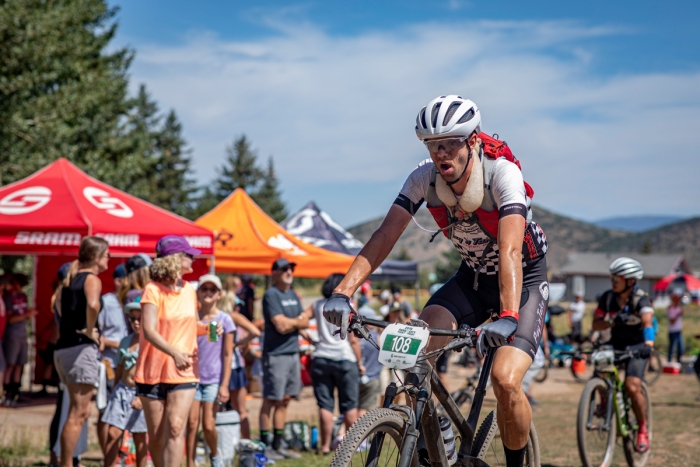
152, 110, 196, 217
215, 136, 264, 199
0, 0, 145, 187
252, 157, 288, 222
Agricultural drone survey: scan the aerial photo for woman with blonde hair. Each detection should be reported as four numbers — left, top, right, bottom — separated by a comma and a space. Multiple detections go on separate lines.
134, 236, 221, 467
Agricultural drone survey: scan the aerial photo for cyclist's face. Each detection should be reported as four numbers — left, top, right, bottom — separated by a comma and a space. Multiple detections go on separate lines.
428, 138, 471, 183
611, 275, 632, 293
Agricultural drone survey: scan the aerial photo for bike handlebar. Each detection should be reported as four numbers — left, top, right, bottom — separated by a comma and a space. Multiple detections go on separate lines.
349, 314, 478, 348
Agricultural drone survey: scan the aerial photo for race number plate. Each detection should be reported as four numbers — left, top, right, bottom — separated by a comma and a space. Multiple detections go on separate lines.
378, 323, 430, 370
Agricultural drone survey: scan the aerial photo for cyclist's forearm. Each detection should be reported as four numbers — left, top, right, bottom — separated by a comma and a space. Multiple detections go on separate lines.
497, 244, 523, 313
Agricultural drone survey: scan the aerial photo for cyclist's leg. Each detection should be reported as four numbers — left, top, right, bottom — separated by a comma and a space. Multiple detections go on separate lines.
490, 258, 547, 459
624, 359, 648, 423
420, 268, 488, 357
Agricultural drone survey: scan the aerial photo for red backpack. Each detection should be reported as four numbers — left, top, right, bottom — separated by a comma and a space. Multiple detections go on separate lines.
479, 132, 534, 199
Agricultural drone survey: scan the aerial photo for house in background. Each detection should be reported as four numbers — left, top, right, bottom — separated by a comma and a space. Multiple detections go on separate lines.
560, 252, 692, 301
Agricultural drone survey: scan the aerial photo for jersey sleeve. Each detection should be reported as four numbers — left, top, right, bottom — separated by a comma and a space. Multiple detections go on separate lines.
490, 159, 527, 218
637, 295, 654, 314
594, 291, 609, 318
394, 159, 433, 215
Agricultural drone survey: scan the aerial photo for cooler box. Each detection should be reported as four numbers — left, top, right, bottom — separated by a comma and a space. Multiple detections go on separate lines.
205, 410, 241, 466
662, 362, 681, 375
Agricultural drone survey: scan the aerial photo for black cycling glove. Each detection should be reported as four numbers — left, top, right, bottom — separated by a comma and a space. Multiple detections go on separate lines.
476, 317, 518, 358
323, 293, 354, 340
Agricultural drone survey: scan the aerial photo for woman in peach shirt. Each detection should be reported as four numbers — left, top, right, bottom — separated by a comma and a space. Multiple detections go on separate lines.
134, 236, 220, 467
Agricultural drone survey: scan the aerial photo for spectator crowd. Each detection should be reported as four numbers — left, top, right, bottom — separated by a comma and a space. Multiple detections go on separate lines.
0, 233, 423, 467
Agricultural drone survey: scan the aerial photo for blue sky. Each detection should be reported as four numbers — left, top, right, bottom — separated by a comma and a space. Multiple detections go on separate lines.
110, 1, 700, 227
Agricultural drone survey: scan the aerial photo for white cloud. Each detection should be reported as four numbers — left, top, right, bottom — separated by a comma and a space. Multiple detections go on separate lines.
127, 19, 700, 226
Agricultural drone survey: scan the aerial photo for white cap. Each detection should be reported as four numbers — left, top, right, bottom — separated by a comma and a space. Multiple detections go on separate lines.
198, 274, 222, 290
379, 290, 392, 302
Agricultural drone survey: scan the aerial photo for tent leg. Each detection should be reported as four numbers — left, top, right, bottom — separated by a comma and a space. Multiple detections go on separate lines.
209, 255, 215, 274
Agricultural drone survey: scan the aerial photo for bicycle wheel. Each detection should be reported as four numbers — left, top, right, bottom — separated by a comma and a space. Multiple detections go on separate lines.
471, 408, 541, 467
577, 377, 616, 467
644, 350, 662, 386
330, 408, 416, 467
534, 360, 548, 383
623, 381, 652, 467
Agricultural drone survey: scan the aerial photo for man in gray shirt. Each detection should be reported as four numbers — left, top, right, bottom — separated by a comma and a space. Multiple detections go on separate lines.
259, 258, 309, 460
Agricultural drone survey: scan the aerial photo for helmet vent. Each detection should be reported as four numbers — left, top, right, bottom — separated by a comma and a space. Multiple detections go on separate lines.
420, 108, 427, 129
431, 102, 442, 128
443, 102, 461, 126
457, 107, 475, 124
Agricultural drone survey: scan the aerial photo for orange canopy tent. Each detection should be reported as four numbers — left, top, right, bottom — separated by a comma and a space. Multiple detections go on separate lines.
195, 189, 355, 277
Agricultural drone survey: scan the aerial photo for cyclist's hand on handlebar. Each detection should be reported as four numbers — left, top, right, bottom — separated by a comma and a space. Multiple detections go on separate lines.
476, 318, 517, 358
323, 293, 355, 340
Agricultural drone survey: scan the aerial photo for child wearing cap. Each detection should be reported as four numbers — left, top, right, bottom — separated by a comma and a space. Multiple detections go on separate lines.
102, 297, 148, 467
185, 274, 235, 467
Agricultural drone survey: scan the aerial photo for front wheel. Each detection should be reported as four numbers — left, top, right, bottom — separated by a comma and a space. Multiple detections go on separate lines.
623, 381, 652, 467
471, 408, 541, 467
577, 377, 616, 467
330, 408, 417, 467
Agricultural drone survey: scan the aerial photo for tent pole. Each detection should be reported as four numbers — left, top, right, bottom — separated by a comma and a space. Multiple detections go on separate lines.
209, 255, 215, 274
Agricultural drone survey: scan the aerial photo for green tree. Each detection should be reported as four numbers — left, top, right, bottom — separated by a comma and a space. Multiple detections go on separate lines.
0, 0, 148, 188
252, 157, 288, 222
152, 110, 196, 217
213, 136, 288, 221
0, 1, 196, 216
215, 136, 264, 199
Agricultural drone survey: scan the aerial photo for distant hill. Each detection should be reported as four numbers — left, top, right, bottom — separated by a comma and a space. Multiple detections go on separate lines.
347, 207, 700, 273
594, 215, 684, 232
596, 217, 700, 269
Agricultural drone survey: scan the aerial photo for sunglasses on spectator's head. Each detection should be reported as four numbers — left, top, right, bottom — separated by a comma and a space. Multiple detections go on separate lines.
199, 286, 219, 294
281, 266, 295, 273
128, 316, 141, 322
185, 253, 194, 260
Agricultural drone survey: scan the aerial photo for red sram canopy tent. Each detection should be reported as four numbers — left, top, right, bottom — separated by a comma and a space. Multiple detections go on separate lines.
653, 273, 700, 292
0, 158, 213, 255
0, 158, 214, 383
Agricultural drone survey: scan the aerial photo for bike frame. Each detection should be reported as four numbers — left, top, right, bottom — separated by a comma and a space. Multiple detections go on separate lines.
367, 345, 496, 467
590, 365, 635, 440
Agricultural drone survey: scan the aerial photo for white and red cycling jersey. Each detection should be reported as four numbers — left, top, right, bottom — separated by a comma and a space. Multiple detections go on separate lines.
394, 155, 547, 277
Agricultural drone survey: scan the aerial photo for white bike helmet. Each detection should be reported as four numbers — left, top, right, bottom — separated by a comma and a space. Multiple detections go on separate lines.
609, 257, 644, 280
415, 95, 481, 141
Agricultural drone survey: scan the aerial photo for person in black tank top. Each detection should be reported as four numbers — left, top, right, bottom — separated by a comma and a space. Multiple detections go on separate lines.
53, 237, 110, 467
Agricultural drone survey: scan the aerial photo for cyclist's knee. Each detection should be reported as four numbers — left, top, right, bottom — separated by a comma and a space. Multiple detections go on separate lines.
491, 365, 521, 400
625, 376, 641, 395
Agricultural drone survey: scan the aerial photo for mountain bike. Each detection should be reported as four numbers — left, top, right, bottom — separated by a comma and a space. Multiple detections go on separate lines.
330, 314, 541, 467
576, 346, 653, 467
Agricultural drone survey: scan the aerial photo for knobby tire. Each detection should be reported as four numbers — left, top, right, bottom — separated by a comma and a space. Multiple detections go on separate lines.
577, 377, 616, 467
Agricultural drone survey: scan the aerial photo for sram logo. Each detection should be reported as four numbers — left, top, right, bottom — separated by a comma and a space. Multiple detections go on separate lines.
0, 186, 52, 215
83, 187, 133, 218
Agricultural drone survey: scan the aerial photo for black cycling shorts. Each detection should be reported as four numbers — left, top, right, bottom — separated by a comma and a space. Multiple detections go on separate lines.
425, 256, 548, 360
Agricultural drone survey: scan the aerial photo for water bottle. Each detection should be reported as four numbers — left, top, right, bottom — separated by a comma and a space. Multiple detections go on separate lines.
311, 426, 319, 450
439, 416, 458, 465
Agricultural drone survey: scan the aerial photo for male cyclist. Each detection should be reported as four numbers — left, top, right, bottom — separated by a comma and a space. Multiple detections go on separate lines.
324, 95, 548, 467
592, 257, 654, 452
